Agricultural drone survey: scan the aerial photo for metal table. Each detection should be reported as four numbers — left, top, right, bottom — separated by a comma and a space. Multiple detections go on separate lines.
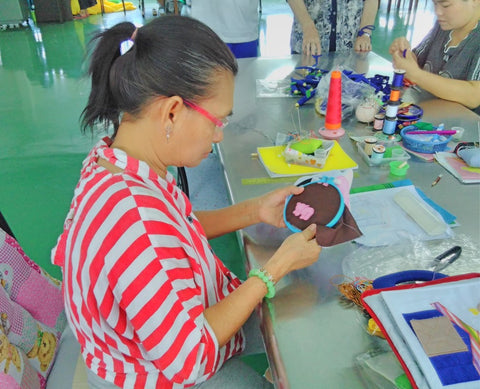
217, 52, 480, 388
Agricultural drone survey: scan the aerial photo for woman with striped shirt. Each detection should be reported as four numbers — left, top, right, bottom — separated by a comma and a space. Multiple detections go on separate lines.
52, 15, 321, 389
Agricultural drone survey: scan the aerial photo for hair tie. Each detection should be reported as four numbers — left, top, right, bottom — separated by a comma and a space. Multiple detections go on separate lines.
120, 28, 138, 55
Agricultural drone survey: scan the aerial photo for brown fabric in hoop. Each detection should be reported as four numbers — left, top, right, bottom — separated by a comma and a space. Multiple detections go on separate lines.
285, 182, 362, 247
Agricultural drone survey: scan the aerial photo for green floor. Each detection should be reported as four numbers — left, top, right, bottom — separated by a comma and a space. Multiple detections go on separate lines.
0, 0, 434, 277
0, 0, 434, 376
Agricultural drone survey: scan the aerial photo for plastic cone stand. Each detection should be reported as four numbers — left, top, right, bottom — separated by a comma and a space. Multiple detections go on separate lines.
318, 70, 345, 139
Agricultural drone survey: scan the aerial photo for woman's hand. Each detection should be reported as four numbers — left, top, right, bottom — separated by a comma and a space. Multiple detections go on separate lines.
354, 35, 372, 52
389, 37, 411, 55
391, 49, 421, 83
257, 185, 305, 228
302, 23, 321, 55
264, 224, 321, 281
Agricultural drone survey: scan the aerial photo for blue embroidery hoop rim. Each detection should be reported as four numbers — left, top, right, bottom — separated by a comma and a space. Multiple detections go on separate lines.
283, 177, 345, 232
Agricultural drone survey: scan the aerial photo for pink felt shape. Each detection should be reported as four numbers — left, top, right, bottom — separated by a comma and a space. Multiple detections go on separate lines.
0, 230, 66, 334
293, 202, 315, 221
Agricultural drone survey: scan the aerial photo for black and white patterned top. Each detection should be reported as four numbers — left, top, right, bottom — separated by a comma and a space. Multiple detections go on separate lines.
290, 0, 365, 54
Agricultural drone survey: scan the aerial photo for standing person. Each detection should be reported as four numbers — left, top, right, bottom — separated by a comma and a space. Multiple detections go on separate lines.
287, 0, 378, 55
52, 15, 321, 389
74, 0, 97, 19
190, 0, 260, 58
389, 0, 480, 114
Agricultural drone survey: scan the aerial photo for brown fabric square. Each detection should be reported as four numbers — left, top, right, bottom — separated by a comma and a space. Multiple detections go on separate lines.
411, 316, 468, 357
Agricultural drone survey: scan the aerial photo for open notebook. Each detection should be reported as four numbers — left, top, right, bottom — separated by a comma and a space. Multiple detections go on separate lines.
435, 152, 480, 184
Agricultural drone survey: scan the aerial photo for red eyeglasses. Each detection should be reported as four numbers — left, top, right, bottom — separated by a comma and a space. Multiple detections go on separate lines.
183, 100, 229, 129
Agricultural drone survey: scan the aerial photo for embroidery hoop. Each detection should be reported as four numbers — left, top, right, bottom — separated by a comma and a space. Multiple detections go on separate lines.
283, 176, 345, 232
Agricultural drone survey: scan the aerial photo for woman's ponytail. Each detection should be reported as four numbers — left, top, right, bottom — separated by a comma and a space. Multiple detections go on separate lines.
80, 22, 137, 134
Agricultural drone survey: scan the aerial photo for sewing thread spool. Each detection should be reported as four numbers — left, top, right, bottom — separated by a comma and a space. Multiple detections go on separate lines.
319, 70, 345, 139
373, 113, 385, 131
382, 117, 397, 135
325, 71, 342, 130
389, 89, 401, 102
385, 100, 400, 118
392, 69, 406, 88
364, 137, 378, 156
371, 144, 386, 161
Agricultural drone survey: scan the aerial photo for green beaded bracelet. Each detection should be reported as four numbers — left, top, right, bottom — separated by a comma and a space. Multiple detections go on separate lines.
248, 268, 276, 298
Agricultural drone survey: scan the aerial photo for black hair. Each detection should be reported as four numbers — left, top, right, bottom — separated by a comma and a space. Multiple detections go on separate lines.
80, 15, 238, 135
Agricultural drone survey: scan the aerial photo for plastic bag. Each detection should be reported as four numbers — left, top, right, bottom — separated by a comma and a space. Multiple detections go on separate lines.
342, 233, 480, 281
315, 68, 376, 119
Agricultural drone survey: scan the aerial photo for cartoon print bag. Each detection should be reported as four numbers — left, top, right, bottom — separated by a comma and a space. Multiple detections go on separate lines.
283, 172, 362, 247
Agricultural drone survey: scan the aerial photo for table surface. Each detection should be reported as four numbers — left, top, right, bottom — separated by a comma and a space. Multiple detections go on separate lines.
217, 52, 480, 388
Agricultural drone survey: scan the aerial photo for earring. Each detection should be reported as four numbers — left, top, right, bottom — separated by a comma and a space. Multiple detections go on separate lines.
165, 125, 172, 143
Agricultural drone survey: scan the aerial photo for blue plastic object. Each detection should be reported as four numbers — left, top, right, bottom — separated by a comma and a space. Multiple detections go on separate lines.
372, 270, 448, 289
401, 126, 452, 154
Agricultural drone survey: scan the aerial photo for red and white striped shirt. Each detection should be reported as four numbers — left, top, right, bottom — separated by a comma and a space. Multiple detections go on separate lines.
52, 138, 244, 388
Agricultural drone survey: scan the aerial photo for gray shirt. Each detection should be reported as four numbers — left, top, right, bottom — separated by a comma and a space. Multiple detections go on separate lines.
413, 22, 480, 114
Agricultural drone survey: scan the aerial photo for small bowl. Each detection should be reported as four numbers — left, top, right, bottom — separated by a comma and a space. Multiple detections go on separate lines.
390, 160, 409, 176
400, 126, 451, 154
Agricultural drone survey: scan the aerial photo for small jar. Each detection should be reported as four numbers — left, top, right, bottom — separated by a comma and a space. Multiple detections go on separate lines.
364, 137, 378, 156
373, 113, 385, 131
382, 117, 397, 135
371, 144, 386, 161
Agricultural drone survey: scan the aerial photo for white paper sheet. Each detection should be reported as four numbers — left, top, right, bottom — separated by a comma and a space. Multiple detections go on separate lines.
350, 185, 452, 246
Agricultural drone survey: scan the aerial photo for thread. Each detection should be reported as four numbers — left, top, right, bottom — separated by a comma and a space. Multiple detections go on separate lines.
364, 137, 378, 156
331, 275, 373, 309
373, 113, 385, 131
392, 69, 406, 88
383, 117, 397, 135
389, 89, 401, 102
385, 101, 400, 118
371, 144, 386, 161
325, 70, 342, 130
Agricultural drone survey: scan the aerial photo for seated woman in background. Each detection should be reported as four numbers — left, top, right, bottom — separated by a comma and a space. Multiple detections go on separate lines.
389, 0, 480, 114
52, 15, 321, 389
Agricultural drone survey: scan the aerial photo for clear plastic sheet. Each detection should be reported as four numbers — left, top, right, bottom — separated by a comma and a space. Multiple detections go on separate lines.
355, 348, 408, 389
255, 78, 292, 98
315, 68, 376, 119
342, 234, 480, 281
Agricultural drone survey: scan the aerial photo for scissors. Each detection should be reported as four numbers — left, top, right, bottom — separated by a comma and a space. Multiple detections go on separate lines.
372, 246, 462, 289
429, 246, 462, 273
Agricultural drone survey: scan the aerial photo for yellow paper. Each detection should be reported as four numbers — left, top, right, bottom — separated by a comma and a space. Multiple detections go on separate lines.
257, 141, 357, 177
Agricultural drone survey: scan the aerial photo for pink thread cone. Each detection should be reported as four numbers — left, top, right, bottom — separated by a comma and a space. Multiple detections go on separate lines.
325, 70, 342, 130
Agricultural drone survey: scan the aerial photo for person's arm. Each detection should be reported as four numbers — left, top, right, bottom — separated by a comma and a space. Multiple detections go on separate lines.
287, 0, 321, 55
392, 50, 480, 110
204, 224, 321, 346
354, 0, 378, 52
195, 185, 304, 239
